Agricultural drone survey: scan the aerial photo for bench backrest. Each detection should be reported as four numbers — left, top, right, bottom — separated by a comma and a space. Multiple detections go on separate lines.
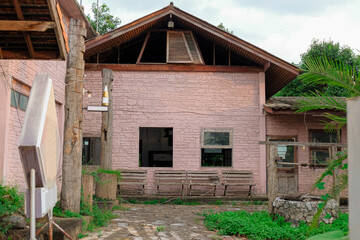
187, 170, 219, 184
155, 170, 187, 183
222, 170, 253, 184
119, 169, 147, 183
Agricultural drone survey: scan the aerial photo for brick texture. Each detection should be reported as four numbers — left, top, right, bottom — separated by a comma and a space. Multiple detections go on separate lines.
83, 71, 263, 194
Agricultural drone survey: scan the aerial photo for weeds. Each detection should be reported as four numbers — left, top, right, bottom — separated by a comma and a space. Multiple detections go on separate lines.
156, 226, 165, 232
203, 210, 348, 240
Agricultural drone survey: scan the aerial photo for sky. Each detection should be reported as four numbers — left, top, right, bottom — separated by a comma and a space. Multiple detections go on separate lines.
79, 0, 360, 64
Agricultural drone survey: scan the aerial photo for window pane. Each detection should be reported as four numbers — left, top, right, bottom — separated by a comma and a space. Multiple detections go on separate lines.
11, 90, 19, 107
201, 148, 232, 167
311, 150, 329, 164
204, 132, 230, 146
311, 131, 338, 143
269, 138, 295, 168
19, 94, 28, 110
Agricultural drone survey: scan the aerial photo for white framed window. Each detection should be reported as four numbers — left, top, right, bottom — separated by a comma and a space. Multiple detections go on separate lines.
201, 128, 233, 167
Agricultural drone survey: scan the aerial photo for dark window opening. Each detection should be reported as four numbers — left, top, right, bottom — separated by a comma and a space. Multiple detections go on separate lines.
309, 129, 340, 165
11, 89, 28, 111
140, 31, 167, 63
201, 148, 232, 167
139, 127, 173, 167
82, 137, 101, 165
201, 129, 232, 167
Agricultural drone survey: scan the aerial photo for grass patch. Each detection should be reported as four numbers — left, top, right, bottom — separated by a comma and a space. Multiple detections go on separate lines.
112, 205, 130, 211
203, 210, 348, 240
239, 200, 267, 206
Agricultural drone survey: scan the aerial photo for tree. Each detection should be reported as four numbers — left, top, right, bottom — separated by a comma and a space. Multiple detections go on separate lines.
276, 39, 360, 97
217, 23, 233, 34
87, 3, 121, 35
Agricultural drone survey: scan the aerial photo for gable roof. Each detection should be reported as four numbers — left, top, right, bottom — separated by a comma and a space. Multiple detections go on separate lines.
85, 3, 300, 97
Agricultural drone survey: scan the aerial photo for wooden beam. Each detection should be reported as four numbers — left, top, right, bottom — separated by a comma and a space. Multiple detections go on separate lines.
47, 0, 66, 60
56, 2, 69, 52
268, 144, 278, 214
213, 42, 215, 65
259, 141, 347, 147
0, 21, 55, 32
136, 32, 150, 64
1, 49, 59, 59
264, 61, 270, 72
12, 0, 35, 58
85, 63, 264, 73
0, 47, 2, 59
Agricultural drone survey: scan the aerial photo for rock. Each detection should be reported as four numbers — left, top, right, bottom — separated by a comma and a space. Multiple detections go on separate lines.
305, 202, 312, 211
1, 215, 27, 229
306, 216, 313, 223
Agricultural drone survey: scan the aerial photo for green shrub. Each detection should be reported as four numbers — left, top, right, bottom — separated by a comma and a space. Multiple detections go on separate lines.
0, 184, 24, 236
203, 210, 348, 240
0, 184, 24, 217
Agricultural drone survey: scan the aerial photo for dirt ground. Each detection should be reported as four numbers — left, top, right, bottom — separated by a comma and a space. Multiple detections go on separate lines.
82, 202, 267, 240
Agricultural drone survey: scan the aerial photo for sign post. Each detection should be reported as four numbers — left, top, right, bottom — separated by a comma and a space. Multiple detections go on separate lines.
18, 74, 73, 240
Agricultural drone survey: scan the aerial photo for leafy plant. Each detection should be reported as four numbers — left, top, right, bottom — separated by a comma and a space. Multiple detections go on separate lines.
87, 2, 121, 35
203, 210, 348, 240
0, 184, 24, 236
156, 226, 165, 232
82, 168, 122, 183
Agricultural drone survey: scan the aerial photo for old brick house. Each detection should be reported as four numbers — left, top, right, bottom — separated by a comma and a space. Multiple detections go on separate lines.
82, 4, 346, 196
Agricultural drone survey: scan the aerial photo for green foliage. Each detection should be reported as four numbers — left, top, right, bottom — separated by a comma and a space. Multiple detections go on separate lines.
156, 225, 165, 232
217, 23, 233, 34
82, 168, 122, 183
87, 3, 121, 35
0, 184, 24, 217
203, 210, 348, 240
0, 184, 24, 237
276, 39, 359, 96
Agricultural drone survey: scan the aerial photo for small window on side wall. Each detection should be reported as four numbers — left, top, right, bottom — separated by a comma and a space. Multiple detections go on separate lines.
201, 128, 232, 167
309, 129, 340, 165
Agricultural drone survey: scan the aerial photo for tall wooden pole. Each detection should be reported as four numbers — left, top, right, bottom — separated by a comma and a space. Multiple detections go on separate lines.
268, 144, 278, 214
100, 69, 113, 170
61, 18, 86, 213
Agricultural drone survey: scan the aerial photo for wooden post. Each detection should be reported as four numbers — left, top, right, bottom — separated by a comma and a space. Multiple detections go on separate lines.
268, 144, 278, 214
61, 18, 86, 213
331, 146, 340, 203
100, 69, 114, 170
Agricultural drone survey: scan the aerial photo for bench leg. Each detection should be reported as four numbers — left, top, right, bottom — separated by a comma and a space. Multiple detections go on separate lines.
224, 185, 227, 196
181, 184, 184, 196
213, 186, 216, 196
189, 185, 192, 196
157, 184, 159, 195
248, 185, 252, 198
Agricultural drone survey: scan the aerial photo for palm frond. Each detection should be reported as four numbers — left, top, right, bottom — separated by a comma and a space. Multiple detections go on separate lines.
320, 113, 347, 132
299, 55, 360, 96
330, 173, 348, 198
295, 92, 347, 113
312, 151, 347, 192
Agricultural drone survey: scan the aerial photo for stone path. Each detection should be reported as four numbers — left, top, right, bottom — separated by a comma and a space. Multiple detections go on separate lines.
82, 203, 267, 240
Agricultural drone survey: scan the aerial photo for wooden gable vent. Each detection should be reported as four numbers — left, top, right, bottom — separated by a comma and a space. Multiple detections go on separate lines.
137, 30, 204, 64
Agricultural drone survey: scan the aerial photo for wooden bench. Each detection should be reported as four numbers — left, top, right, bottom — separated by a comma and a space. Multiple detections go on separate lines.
222, 170, 255, 197
188, 171, 219, 196
118, 169, 147, 195
155, 170, 187, 196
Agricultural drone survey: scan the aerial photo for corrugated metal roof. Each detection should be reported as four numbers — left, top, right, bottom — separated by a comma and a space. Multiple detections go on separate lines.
85, 3, 300, 97
265, 97, 346, 110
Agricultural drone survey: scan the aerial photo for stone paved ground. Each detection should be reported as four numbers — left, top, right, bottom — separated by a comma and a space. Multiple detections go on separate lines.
82, 203, 267, 240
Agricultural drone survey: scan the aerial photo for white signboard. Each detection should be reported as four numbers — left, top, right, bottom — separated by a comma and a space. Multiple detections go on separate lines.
18, 74, 60, 217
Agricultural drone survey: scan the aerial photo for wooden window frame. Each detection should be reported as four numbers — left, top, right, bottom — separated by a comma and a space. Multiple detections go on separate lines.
309, 129, 340, 166
200, 128, 233, 149
10, 89, 29, 111
267, 136, 297, 170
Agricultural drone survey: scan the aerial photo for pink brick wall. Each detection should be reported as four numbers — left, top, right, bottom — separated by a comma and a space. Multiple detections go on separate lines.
3, 60, 66, 191
83, 70, 264, 194
266, 113, 347, 196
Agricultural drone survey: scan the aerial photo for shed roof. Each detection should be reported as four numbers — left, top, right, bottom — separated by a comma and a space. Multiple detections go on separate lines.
85, 3, 300, 97
265, 96, 346, 110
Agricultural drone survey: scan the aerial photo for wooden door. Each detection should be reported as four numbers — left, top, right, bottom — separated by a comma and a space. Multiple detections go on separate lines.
268, 137, 298, 195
